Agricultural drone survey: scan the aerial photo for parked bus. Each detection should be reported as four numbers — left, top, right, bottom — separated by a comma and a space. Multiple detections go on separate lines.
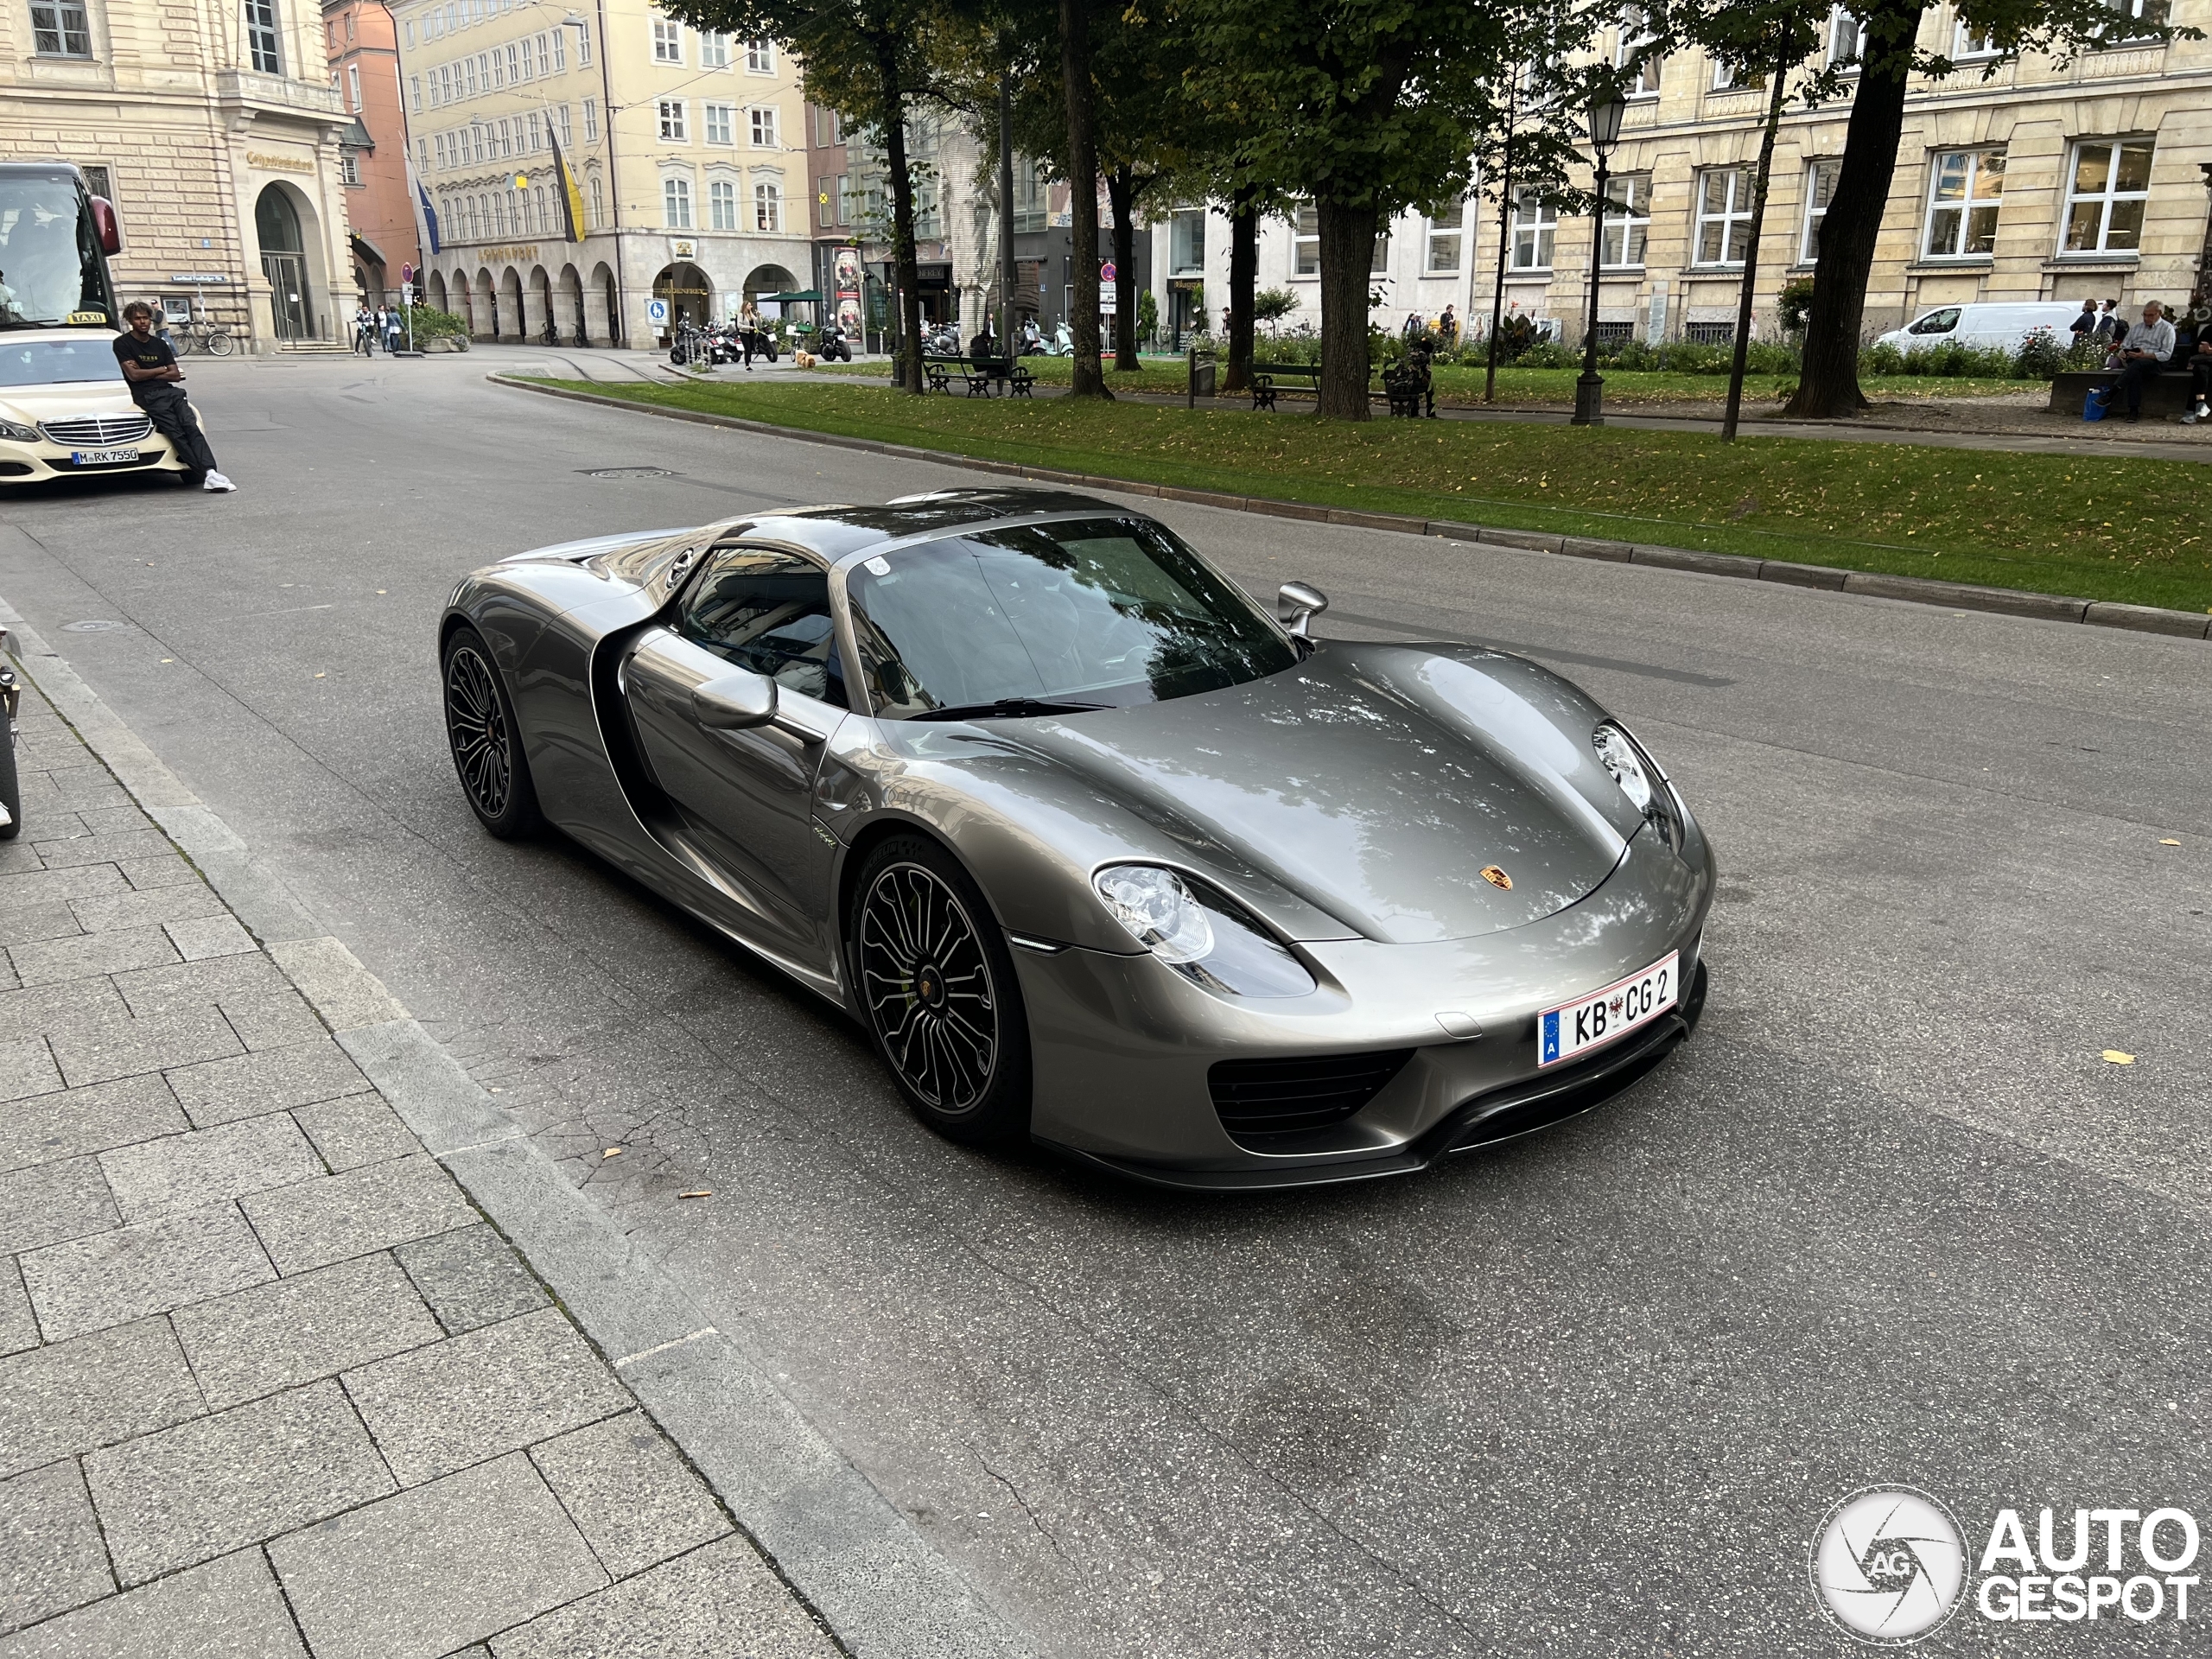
0, 160, 119, 329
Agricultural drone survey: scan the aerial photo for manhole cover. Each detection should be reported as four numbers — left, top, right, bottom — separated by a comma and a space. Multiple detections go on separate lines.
580, 467, 675, 480
61, 620, 127, 632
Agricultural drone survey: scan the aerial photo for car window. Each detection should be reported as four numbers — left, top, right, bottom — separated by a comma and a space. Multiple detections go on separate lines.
846, 516, 1297, 719
1910, 308, 1961, 335
676, 546, 848, 709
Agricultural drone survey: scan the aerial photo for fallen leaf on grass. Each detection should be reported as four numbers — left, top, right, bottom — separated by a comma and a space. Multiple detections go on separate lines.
2101, 1051, 2136, 1065
677, 1189, 712, 1199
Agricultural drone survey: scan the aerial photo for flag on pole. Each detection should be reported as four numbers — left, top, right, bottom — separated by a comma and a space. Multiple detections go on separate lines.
405, 153, 442, 257
548, 130, 585, 243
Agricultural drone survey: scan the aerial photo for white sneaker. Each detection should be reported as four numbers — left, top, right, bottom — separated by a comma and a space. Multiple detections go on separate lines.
201, 471, 235, 492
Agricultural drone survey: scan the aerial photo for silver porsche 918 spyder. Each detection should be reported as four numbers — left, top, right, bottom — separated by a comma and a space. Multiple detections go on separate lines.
440, 489, 1713, 1190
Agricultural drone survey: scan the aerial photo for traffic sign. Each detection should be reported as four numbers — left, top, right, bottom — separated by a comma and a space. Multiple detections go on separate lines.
401, 263, 414, 283
1100, 261, 1116, 283
645, 298, 670, 325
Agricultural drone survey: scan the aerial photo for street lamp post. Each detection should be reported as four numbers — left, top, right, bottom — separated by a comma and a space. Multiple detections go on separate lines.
1572, 90, 1628, 428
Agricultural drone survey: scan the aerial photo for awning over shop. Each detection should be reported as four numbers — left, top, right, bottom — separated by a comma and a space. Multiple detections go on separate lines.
350, 232, 388, 269
767, 289, 822, 302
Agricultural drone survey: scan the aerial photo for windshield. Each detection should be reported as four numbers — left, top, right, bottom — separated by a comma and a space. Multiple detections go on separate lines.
0, 338, 123, 388
0, 178, 107, 329
847, 516, 1298, 719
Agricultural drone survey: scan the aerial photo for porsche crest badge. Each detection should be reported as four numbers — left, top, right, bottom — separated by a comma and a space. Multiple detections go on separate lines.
1480, 865, 1512, 890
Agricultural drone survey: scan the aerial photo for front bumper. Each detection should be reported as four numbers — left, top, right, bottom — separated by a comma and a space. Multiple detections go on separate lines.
0, 437, 181, 484
1016, 824, 1713, 1189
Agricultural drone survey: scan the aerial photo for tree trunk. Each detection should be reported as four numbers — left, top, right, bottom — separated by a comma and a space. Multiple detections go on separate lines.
1722, 54, 1792, 441
1108, 165, 1138, 370
1224, 188, 1257, 394
1485, 165, 1513, 404
1315, 199, 1375, 419
1783, 1, 1924, 418
1059, 0, 1109, 397
874, 36, 923, 394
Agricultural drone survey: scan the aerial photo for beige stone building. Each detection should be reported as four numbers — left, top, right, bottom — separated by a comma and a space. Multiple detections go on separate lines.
1504, 2, 2212, 345
0, 0, 359, 348
395, 0, 813, 345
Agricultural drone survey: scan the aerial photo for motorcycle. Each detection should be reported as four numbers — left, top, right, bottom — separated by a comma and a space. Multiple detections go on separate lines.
922, 323, 962, 356
1017, 320, 1046, 357
1046, 321, 1074, 357
815, 324, 852, 363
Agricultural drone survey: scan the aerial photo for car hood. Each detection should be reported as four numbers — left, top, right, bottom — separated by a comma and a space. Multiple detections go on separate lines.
992, 644, 1637, 944
0, 378, 139, 426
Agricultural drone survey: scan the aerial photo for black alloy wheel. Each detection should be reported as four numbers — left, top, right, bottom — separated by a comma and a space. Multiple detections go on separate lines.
442, 626, 542, 838
853, 836, 1031, 1146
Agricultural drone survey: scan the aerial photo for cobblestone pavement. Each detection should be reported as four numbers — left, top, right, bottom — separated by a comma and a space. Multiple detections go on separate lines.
0, 677, 841, 1657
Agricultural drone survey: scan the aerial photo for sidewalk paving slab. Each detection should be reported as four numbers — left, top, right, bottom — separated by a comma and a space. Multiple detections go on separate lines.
0, 1459, 109, 1634
170, 1251, 442, 1409
0, 1547, 303, 1659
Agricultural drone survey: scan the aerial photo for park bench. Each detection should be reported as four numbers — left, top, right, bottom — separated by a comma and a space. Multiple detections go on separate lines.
922, 353, 1035, 397
2050, 367, 2199, 420
1248, 362, 1321, 410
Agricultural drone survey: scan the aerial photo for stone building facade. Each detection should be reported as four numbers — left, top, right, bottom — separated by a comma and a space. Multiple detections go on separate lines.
0, 0, 358, 348
324, 0, 421, 308
394, 0, 813, 346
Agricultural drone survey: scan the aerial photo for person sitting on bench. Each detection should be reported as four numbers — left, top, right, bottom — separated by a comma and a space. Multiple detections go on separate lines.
2106, 301, 2174, 422
2183, 328, 2212, 426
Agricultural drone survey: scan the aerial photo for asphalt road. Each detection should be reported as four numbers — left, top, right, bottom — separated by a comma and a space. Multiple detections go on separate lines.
2, 349, 2208, 1657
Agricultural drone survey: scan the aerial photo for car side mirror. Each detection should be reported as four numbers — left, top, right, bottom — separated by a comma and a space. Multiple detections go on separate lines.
691, 669, 777, 730
1277, 581, 1328, 639
90, 196, 121, 256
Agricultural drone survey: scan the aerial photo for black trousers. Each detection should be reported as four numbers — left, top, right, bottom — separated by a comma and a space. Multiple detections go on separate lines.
135, 384, 218, 477
2113, 355, 2164, 415
2193, 359, 2211, 402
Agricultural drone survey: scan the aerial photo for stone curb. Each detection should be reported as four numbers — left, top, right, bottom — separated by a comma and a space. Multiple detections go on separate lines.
488, 373, 2212, 641
0, 598, 1033, 1659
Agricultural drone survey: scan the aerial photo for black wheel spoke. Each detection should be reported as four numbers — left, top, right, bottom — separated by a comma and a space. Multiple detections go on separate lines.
444, 646, 512, 817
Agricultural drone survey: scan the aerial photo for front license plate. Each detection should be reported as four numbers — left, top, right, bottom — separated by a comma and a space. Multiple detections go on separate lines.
71, 448, 139, 466
1539, 950, 1679, 1067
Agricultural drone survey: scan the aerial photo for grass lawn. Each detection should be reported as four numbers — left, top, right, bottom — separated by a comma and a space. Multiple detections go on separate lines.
531, 376, 2212, 612
814, 354, 2029, 407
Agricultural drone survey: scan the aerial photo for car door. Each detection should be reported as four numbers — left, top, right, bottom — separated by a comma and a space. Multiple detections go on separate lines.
620, 544, 850, 970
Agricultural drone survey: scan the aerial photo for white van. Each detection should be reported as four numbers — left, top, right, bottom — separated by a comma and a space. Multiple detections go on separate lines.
1873, 301, 2085, 355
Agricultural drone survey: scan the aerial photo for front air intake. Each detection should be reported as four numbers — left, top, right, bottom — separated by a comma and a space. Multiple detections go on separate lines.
1209, 1049, 1414, 1147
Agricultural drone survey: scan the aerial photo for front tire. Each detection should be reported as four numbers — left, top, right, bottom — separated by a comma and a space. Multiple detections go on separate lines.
851, 836, 1032, 1147
442, 626, 542, 838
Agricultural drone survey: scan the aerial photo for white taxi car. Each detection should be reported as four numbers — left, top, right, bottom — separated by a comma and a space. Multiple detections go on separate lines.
0, 330, 192, 486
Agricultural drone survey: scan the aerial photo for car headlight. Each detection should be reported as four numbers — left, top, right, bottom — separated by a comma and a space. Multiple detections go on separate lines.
0, 420, 39, 444
1593, 721, 1686, 849
1092, 865, 1316, 998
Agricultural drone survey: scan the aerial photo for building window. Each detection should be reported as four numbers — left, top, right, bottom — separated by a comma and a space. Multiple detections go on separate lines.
699, 29, 728, 67
658, 99, 687, 142
244, 0, 282, 72
1923, 150, 2004, 257
1827, 7, 1862, 66
754, 181, 780, 231
1170, 208, 1205, 276
583, 98, 599, 141
2063, 139, 2152, 251
575, 17, 589, 62
31, 0, 91, 54
1954, 20, 1998, 54
663, 175, 692, 228
1694, 168, 1753, 264
704, 104, 733, 144
1510, 189, 1556, 269
652, 17, 681, 62
745, 37, 773, 72
79, 162, 112, 202
1712, 60, 1764, 90
1290, 204, 1319, 274
551, 27, 564, 68
836, 172, 853, 224
556, 103, 571, 144
2100, 0, 2166, 41
346, 64, 362, 110
340, 153, 362, 185
748, 107, 777, 147
1800, 160, 1840, 260
1424, 206, 1464, 273
817, 182, 833, 226
1601, 175, 1649, 266
410, 73, 423, 111
1370, 231, 1390, 274
1617, 10, 1661, 94
709, 178, 738, 229
404, 18, 414, 46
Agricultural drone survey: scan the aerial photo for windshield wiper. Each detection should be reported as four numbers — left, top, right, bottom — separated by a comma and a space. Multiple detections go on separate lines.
906, 697, 1113, 723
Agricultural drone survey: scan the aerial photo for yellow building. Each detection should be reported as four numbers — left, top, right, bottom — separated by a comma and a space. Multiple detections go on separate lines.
0, 0, 357, 349
394, 0, 813, 344
1500, 2, 2212, 343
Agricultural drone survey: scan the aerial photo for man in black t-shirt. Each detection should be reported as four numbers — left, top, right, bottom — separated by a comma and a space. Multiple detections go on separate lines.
112, 302, 232, 491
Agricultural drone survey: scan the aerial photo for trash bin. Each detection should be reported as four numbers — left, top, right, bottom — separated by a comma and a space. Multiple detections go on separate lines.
1187, 346, 1217, 406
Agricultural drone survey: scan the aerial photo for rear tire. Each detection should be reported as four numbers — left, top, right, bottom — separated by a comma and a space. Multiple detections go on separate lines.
205, 331, 234, 359
442, 626, 543, 838
850, 835, 1032, 1147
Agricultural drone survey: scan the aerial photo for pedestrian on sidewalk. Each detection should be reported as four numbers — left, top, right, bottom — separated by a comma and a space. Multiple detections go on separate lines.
384, 304, 404, 353
1439, 304, 1459, 349
2105, 301, 2175, 422
112, 302, 233, 492
2068, 298, 2099, 345
353, 302, 375, 355
2093, 299, 2120, 342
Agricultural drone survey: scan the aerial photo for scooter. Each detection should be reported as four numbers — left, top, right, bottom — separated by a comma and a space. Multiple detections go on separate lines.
816, 324, 852, 363
922, 323, 962, 356
1046, 321, 1074, 356
1018, 320, 1046, 356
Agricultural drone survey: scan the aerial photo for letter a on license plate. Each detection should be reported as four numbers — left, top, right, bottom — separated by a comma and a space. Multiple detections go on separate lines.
1538, 951, 1679, 1067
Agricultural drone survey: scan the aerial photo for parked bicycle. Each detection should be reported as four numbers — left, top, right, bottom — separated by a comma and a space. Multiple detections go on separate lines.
169, 317, 234, 358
